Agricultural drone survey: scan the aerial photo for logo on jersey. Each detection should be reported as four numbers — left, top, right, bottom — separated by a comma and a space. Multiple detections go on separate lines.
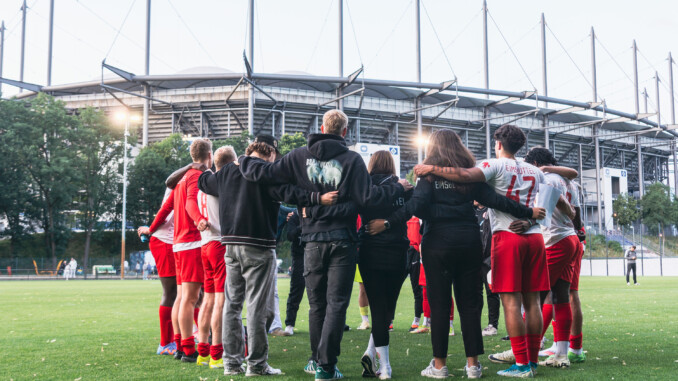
482, 161, 490, 168
306, 159, 343, 189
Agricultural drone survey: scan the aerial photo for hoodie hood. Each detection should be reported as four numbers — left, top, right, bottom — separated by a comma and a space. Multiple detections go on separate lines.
370, 173, 397, 185
307, 133, 349, 161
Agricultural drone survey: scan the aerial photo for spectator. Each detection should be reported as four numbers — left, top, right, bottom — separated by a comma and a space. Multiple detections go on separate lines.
625, 245, 638, 285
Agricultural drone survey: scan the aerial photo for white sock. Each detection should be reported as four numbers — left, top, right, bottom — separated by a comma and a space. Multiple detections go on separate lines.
449, 319, 454, 327
568, 347, 583, 355
365, 334, 376, 357
555, 341, 569, 356
412, 317, 420, 326
362, 315, 370, 323
422, 317, 430, 326
376, 345, 390, 370
546, 341, 557, 352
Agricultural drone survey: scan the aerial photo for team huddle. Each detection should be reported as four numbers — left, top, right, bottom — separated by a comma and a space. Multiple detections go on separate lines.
138, 109, 587, 379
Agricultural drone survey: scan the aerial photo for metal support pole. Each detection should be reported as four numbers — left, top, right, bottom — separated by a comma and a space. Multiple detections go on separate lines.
337, 0, 343, 110
142, 0, 151, 146
633, 40, 639, 115
541, 13, 547, 108
643, 88, 648, 113
482, 0, 489, 98
670, 52, 675, 125
20, 0, 26, 91
416, 0, 422, 163
0, 21, 5, 96
674, 140, 678, 196
247, 0, 255, 135
271, 112, 275, 137
591, 27, 598, 108
121, 118, 130, 280
594, 125, 603, 232
655, 72, 662, 126
47, 0, 54, 86
637, 135, 644, 195
315, 115, 319, 133
282, 111, 286, 136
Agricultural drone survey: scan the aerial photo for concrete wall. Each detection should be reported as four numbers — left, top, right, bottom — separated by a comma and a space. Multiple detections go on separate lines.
580, 257, 678, 276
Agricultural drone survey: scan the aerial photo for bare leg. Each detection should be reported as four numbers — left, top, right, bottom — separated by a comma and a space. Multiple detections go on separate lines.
359, 282, 369, 308
172, 284, 183, 339
198, 292, 215, 344
212, 292, 225, 345
569, 291, 582, 337
180, 282, 202, 340
500, 293, 525, 337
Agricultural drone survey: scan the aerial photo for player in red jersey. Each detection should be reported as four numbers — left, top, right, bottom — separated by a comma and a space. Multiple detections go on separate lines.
414, 125, 576, 377
138, 188, 177, 356
523, 148, 578, 368
140, 138, 211, 363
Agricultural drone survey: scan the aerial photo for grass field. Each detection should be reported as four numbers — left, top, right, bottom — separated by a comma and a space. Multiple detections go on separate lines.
3, 277, 677, 380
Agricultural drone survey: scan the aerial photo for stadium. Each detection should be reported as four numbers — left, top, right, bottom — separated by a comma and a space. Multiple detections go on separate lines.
1, 0, 678, 380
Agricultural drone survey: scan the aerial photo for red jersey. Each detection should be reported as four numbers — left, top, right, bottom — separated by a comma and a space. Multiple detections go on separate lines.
149, 169, 204, 251
407, 217, 421, 252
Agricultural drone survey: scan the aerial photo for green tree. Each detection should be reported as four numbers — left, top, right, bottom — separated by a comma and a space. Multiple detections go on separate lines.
641, 182, 672, 234
612, 192, 640, 228
0, 99, 35, 257
12, 94, 82, 267
74, 107, 124, 276
278, 132, 307, 155
213, 131, 252, 157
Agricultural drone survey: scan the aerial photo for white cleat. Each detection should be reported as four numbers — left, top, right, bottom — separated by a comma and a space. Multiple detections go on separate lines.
489, 349, 515, 364
539, 354, 571, 368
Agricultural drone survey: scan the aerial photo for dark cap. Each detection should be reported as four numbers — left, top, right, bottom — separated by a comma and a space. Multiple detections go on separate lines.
254, 134, 281, 154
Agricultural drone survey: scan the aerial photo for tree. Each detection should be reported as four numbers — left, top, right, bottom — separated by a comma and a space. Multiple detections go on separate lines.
278, 132, 307, 155
74, 107, 124, 276
11, 94, 82, 267
0, 99, 35, 257
612, 192, 640, 228
213, 131, 252, 157
640, 182, 672, 234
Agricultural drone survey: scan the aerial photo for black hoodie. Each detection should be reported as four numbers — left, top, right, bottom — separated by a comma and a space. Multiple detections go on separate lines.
238, 133, 404, 242
198, 161, 320, 249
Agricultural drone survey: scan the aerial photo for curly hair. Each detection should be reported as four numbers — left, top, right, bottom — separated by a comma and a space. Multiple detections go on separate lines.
493, 124, 526, 154
245, 142, 274, 158
524, 147, 557, 167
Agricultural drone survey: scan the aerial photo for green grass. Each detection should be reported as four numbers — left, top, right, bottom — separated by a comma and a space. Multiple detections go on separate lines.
3, 277, 677, 380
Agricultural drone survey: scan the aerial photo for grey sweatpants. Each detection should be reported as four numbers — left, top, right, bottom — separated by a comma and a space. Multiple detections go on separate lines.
222, 244, 276, 371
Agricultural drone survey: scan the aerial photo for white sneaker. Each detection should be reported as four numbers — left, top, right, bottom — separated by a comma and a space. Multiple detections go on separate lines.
421, 359, 448, 379
539, 354, 570, 368
465, 362, 482, 379
482, 325, 498, 336
246, 363, 282, 376
269, 328, 290, 337
357, 321, 370, 330
284, 325, 294, 336
488, 349, 515, 364
627, 282, 630, 285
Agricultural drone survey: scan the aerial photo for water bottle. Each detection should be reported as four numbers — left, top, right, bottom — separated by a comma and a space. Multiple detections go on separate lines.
140, 234, 150, 243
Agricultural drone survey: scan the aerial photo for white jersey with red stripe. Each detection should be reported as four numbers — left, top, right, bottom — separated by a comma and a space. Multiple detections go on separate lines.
540, 173, 576, 247
478, 158, 544, 234
197, 187, 221, 245
151, 188, 174, 245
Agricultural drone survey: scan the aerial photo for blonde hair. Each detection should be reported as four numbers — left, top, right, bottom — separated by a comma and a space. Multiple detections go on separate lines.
322, 109, 348, 135
214, 146, 236, 170
190, 138, 212, 162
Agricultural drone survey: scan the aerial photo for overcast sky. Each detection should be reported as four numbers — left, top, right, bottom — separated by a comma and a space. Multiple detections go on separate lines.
1, 0, 677, 123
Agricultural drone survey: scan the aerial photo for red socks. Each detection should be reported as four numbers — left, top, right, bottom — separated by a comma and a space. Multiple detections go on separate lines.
159, 306, 174, 347
182, 336, 196, 356
193, 308, 200, 326
541, 304, 554, 338
569, 333, 583, 350
450, 297, 455, 321
197, 342, 210, 357
526, 334, 541, 364
553, 303, 573, 342
174, 333, 182, 352
422, 288, 431, 319
210, 344, 223, 361
509, 336, 528, 365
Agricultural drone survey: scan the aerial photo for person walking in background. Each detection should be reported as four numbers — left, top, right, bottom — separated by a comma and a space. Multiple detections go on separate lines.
626, 245, 638, 285
475, 201, 500, 337
69, 258, 77, 279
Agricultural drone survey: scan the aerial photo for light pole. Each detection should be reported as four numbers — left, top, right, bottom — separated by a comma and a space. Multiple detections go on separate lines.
116, 111, 140, 279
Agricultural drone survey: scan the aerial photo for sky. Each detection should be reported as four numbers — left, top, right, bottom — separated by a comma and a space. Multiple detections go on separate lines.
0, 0, 677, 123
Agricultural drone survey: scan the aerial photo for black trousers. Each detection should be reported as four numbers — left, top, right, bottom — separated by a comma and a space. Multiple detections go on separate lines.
304, 241, 357, 370
360, 260, 407, 346
409, 250, 423, 319
482, 266, 500, 328
421, 240, 484, 358
285, 252, 305, 327
626, 263, 637, 284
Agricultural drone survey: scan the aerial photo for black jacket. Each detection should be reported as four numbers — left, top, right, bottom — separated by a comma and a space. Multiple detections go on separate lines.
475, 206, 492, 270
388, 176, 533, 237
357, 174, 411, 248
198, 161, 319, 249
286, 210, 304, 255
238, 133, 404, 241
